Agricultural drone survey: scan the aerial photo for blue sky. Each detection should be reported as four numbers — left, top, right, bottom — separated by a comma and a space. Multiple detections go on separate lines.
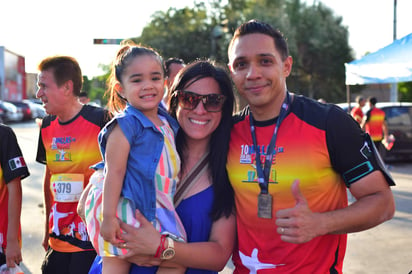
1, 0, 411, 77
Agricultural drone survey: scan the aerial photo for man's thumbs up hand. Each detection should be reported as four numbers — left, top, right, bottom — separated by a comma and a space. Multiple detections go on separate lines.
276, 180, 322, 243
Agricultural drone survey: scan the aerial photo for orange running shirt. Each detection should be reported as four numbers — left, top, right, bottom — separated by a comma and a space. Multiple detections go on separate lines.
350, 106, 364, 124
364, 107, 386, 141
36, 105, 110, 252
227, 95, 391, 273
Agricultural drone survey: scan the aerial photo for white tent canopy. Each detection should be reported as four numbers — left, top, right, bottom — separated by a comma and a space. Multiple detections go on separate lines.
345, 32, 412, 85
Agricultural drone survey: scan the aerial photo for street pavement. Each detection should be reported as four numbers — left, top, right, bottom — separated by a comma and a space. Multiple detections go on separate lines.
10, 121, 412, 274
343, 163, 412, 274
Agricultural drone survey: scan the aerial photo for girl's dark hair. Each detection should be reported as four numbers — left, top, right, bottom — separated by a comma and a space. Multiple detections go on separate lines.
228, 19, 289, 61
105, 42, 165, 113
169, 59, 235, 220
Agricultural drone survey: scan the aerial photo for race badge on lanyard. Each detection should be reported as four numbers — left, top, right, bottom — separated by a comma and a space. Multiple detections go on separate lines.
50, 173, 84, 202
250, 92, 290, 219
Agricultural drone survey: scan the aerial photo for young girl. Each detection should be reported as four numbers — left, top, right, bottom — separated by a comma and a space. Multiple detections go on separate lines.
85, 43, 186, 274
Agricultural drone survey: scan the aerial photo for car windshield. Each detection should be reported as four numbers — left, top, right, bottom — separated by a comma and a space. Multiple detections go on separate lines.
383, 106, 412, 126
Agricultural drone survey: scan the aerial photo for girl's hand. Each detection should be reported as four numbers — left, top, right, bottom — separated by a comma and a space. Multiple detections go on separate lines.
125, 255, 162, 267
101, 216, 123, 245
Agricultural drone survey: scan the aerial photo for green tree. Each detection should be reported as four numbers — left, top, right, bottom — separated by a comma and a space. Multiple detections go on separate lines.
91, 0, 354, 104
86, 64, 110, 106
399, 82, 412, 101
134, 3, 214, 63
287, 1, 352, 102
82, 76, 91, 94
222, 0, 353, 102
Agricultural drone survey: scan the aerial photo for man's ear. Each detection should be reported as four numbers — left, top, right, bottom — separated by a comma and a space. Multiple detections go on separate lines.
63, 80, 73, 95
283, 56, 293, 77
227, 64, 236, 78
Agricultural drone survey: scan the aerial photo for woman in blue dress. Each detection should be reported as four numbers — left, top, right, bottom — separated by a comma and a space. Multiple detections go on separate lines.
88, 59, 236, 274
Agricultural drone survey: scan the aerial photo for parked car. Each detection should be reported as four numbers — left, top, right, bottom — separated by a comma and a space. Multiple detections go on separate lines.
7, 101, 33, 121
337, 101, 412, 161
23, 99, 46, 119
0, 107, 4, 123
27, 98, 42, 105
0, 100, 24, 123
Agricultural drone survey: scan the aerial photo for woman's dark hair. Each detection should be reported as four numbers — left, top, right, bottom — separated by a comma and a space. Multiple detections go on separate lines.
169, 59, 235, 220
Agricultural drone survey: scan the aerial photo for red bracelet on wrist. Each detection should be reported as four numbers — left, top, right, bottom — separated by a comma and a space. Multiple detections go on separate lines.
154, 234, 167, 258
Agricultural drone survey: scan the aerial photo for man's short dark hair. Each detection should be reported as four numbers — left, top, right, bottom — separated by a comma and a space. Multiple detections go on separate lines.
368, 97, 378, 106
165, 58, 185, 77
79, 91, 88, 98
228, 19, 289, 61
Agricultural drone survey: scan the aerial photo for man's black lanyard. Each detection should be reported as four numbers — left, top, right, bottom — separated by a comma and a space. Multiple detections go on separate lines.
249, 92, 290, 218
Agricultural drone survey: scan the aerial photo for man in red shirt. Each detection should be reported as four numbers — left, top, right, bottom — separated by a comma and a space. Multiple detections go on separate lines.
361, 97, 388, 154
351, 95, 365, 124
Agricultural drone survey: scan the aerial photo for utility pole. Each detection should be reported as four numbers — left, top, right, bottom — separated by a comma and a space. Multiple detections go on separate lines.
393, 0, 397, 41
390, 0, 398, 102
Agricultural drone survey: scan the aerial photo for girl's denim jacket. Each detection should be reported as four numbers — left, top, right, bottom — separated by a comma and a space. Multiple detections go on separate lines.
96, 104, 179, 222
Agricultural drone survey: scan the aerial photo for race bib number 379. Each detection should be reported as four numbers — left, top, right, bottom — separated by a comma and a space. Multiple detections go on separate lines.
51, 173, 84, 202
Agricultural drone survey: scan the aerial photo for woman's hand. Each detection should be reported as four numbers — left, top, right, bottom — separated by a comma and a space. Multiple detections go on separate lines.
118, 210, 161, 264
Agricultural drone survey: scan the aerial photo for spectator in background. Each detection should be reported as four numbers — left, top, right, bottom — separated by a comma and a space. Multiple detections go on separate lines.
36, 55, 111, 274
163, 58, 185, 105
79, 91, 90, 105
361, 96, 388, 155
351, 95, 366, 124
0, 124, 30, 270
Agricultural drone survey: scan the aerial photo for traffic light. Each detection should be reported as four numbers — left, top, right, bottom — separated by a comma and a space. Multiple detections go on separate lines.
93, 38, 123, 45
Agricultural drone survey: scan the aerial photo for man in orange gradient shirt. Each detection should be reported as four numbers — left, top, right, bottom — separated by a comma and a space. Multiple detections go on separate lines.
226, 20, 395, 274
36, 56, 110, 274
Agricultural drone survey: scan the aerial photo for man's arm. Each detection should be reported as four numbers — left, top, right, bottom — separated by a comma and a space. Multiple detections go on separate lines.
322, 171, 394, 234
360, 112, 368, 130
6, 177, 23, 268
382, 120, 389, 140
42, 166, 52, 251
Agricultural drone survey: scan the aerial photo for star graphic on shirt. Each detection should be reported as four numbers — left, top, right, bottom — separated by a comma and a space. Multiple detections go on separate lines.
239, 248, 285, 274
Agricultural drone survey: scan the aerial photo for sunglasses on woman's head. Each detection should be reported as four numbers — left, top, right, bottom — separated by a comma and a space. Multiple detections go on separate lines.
176, 90, 226, 112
